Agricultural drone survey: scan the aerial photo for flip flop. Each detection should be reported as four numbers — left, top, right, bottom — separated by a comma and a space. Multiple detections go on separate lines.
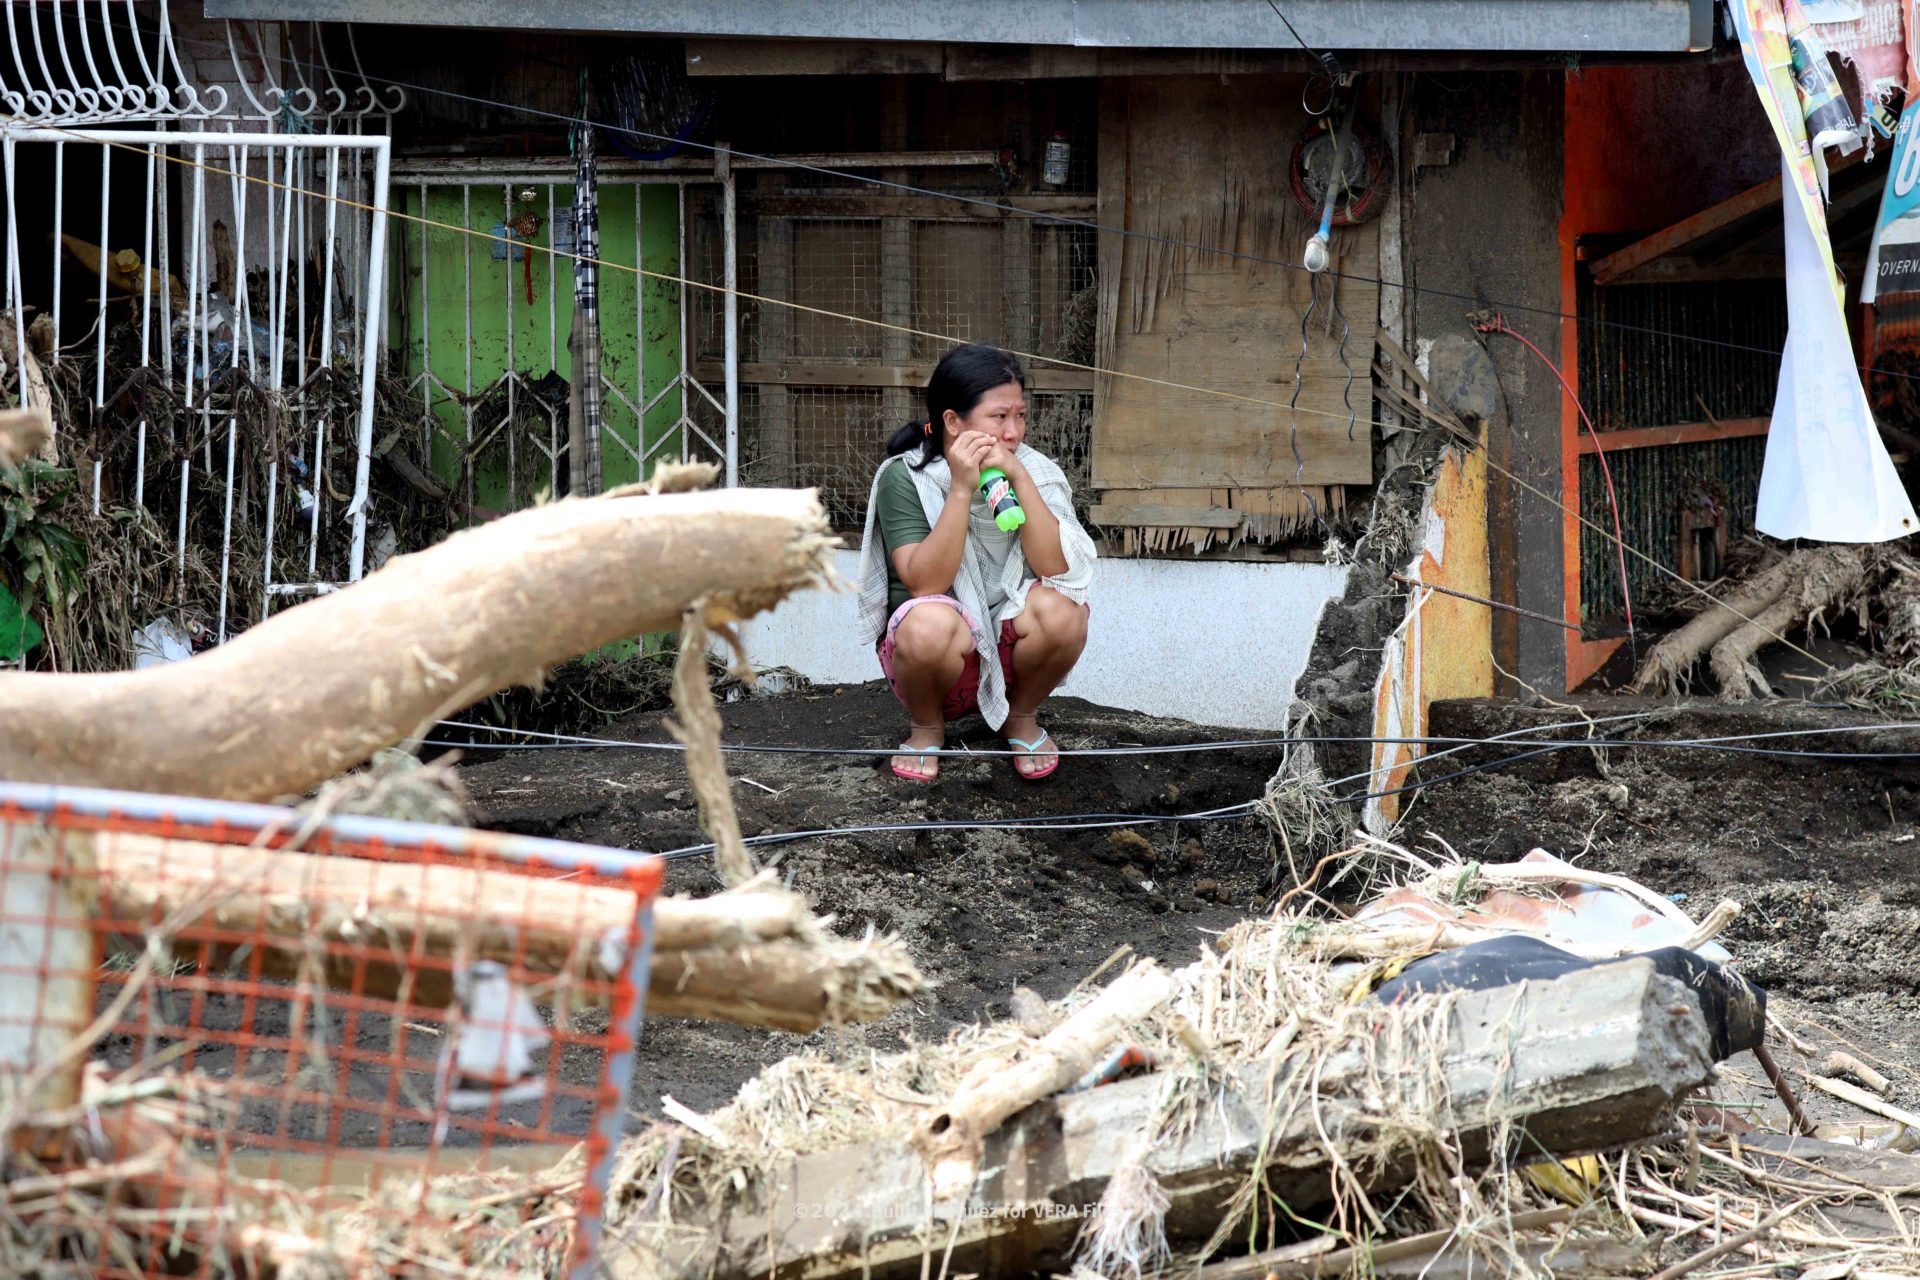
892, 743, 940, 783
1006, 730, 1059, 782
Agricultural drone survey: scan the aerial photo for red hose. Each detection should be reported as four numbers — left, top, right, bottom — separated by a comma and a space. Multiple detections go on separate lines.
1475, 314, 1635, 637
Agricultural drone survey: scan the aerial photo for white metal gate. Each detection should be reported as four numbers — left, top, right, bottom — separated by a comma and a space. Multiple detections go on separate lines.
0, 3, 395, 652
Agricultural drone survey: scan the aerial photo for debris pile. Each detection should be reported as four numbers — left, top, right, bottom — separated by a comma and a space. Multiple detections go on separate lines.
600, 843, 1918, 1280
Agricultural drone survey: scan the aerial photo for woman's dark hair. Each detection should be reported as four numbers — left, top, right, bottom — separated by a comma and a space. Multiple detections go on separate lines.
884, 343, 1027, 469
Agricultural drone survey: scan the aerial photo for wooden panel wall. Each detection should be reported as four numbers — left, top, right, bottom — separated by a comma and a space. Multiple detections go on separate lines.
1092, 75, 1376, 553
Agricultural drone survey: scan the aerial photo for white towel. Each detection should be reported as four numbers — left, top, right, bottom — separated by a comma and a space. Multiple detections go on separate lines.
855, 444, 1096, 730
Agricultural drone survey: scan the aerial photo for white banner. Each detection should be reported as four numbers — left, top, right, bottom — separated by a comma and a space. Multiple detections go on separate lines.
1758, 154, 1918, 539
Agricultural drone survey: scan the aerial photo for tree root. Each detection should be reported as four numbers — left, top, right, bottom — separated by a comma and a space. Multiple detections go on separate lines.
1630, 545, 1883, 700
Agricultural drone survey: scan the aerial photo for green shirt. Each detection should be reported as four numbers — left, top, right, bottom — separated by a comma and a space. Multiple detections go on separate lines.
875, 462, 935, 613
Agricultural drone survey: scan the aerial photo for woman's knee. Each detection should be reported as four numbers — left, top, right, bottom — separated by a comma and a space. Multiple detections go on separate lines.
1024, 587, 1088, 648
893, 601, 970, 663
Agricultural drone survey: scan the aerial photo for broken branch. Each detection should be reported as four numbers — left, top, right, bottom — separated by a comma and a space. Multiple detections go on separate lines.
1802, 1072, 1920, 1131
913, 959, 1177, 1199
668, 606, 756, 886
647, 932, 924, 1032
0, 407, 51, 467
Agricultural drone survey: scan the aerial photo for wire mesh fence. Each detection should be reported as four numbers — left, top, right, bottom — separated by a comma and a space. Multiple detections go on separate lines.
0, 783, 662, 1279
689, 179, 1098, 531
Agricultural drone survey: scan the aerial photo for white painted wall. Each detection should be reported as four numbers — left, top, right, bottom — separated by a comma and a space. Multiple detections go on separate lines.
725, 550, 1350, 730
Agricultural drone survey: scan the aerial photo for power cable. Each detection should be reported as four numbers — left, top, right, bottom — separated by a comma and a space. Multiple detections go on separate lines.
424, 724, 1920, 762
657, 803, 1258, 860
3, 114, 1842, 675
649, 725, 1920, 860
428, 708, 1667, 758
55, 6, 1920, 387
1263, 0, 1340, 74
1477, 313, 1635, 645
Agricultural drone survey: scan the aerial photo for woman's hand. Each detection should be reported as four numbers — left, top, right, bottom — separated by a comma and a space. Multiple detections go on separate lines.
982, 441, 1024, 480
947, 431, 996, 493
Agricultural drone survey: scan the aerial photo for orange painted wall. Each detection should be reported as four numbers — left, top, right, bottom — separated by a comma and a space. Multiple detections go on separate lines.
1365, 440, 1494, 830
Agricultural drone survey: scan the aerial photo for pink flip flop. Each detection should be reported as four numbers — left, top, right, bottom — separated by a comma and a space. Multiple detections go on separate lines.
892, 743, 939, 783
1006, 730, 1059, 782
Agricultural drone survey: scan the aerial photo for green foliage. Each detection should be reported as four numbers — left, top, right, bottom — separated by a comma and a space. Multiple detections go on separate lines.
0, 457, 87, 658
0, 582, 40, 662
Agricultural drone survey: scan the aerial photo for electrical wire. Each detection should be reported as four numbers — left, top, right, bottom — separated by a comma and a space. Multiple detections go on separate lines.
428, 711, 1920, 760
428, 709, 1669, 758
657, 803, 1258, 860
649, 725, 1920, 859
6, 113, 1844, 674
55, 5, 1920, 388
426, 726, 1920, 762
1477, 313, 1635, 640
18, 118, 1827, 671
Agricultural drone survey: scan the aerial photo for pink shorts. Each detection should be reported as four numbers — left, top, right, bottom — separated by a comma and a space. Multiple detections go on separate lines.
877, 595, 1018, 722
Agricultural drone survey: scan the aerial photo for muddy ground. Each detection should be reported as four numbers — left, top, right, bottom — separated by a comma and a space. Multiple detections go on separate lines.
458, 684, 1920, 1135
459, 681, 1287, 1114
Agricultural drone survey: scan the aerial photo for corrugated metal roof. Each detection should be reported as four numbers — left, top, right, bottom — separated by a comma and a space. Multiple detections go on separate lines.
203, 0, 1717, 55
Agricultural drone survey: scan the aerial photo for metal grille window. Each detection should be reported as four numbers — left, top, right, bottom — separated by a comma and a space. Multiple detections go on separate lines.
1574, 273, 1787, 622
689, 182, 1098, 531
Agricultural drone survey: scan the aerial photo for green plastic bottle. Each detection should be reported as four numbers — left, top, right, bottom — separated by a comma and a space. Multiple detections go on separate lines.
978, 467, 1026, 532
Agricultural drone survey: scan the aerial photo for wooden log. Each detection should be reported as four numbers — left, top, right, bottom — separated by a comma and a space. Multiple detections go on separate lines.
0, 407, 52, 467
647, 934, 925, 1033
86, 833, 911, 1029
96, 831, 809, 956
611, 958, 1714, 1280
0, 486, 834, 801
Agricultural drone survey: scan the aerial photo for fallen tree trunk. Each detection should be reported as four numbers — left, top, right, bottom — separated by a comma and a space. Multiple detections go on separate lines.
89, 834, 917, 1030
0, 408, 51, 467
0, 486, 834, 800
609, 958, 1714, 1280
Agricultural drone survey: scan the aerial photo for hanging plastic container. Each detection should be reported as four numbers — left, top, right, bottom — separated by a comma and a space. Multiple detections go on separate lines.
1042, 131, 1071, 186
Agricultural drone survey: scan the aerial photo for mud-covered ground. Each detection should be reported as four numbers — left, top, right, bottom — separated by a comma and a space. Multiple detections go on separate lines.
460, 685, 1920, 1132
459, 681, 1287, 1114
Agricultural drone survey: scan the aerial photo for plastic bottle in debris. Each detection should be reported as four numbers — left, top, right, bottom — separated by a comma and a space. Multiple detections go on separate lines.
1042, 132, 1072, 186
978, 467, 1026, 532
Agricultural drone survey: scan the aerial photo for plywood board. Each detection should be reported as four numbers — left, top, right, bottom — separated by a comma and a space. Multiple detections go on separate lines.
1092, 485, 1346, 554
1091, 75, 1377, 501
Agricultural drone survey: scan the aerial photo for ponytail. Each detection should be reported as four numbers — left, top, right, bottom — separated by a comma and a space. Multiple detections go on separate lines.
885, 418, 942, 469
879, 343, 1027, 472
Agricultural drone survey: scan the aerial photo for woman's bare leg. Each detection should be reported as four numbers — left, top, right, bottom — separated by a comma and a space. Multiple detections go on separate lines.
887, 601, 972, 779
1003, 586, 1089, 777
